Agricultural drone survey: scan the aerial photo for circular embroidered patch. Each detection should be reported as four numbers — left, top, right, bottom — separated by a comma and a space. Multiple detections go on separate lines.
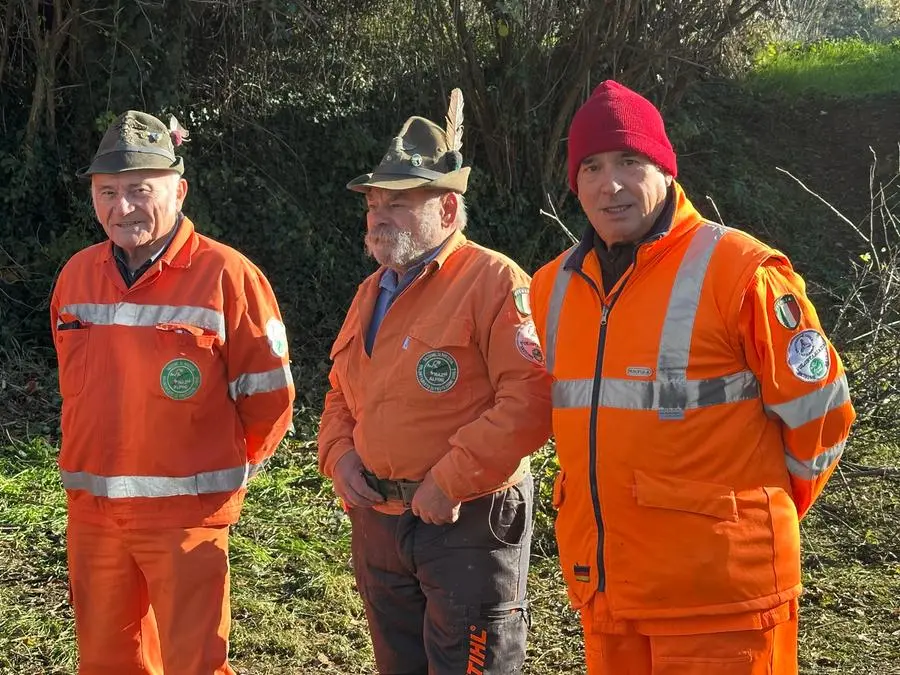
160, 358, 202, 400
786, 329, 830, 382
266, 318, 288, 358
416, 350, 459, 393
515, 320, 544, 366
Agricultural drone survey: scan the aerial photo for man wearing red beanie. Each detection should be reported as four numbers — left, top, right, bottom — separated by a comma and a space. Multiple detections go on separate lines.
530, 80, 855, 674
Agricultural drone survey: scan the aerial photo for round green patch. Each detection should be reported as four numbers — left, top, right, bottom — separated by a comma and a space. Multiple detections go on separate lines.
416, 351, 459, 393
160, 358, 202, 400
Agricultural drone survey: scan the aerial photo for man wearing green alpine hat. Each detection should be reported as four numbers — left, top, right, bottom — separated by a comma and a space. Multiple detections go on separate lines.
52, 110, 295, 673
318, 90, 552, 674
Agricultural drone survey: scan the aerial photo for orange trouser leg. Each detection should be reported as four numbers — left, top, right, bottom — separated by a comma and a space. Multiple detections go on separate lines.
649, 618, 799, 675
67, 519, 163, 675
130, 525, 235, 675
581, 602, 799, 675
581, 602, 652, 675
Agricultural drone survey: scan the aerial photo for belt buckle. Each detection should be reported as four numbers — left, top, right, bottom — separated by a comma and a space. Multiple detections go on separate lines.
397, 480, 419, 507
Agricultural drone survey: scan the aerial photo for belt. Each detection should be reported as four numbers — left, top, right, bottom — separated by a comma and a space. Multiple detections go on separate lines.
362, 471, 422, 507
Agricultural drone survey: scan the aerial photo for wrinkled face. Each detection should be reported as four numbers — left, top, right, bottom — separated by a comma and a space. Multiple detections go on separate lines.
364, 187, 454, 269
91, 169, 187, 257
576, 151, 672, 246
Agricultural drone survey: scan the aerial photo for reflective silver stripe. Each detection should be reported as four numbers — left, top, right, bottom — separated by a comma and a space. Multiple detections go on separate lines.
553, 370, 759, 410
765, 375, 850, 430
59, 303, 226, 340
228, 364, 293, 400
785, 440, 846, 481
656, 224, 726, 414
60, 465, 249, 498
543, 246, 577, 375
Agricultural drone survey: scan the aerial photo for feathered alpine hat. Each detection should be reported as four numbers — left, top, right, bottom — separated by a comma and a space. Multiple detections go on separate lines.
347, 88, 470, 194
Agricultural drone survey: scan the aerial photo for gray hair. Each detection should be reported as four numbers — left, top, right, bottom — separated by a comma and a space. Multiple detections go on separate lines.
454, 193, 468, 232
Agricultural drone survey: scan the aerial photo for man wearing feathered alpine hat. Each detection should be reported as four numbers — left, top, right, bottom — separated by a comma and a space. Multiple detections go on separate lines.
318, 91, 552, 673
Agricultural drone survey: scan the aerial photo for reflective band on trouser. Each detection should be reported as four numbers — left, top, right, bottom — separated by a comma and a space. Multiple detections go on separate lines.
60, 465, 249, 498
58, 302, 226, 341
784, 441, 846, 480
765, 375, 850, 430
552, 370, 759, 410
229, 364, 293, 400
543, 246, 576, 374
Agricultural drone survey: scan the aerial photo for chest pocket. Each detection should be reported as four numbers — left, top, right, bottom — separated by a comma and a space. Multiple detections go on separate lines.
56, 326, 90, 398
154, 323, 220, 402
329, 327, 360, 413
404, 318, 475, 407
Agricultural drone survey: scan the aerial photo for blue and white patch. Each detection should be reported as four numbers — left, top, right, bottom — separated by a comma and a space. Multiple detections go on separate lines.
787, 329, 829, 382
265, 318, 288, 358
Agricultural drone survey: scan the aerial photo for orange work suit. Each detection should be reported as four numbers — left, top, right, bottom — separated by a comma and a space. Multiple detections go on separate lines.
318, 229, 552, 505
51, 216, 295, 673
530, 184, 855, 674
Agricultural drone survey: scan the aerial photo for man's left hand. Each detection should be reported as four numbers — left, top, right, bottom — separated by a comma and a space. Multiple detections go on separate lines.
411, 472, 461, 525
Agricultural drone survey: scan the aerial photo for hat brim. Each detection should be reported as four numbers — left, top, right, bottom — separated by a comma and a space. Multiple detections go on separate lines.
76, 153, 184, 180
347, 167, 470, 194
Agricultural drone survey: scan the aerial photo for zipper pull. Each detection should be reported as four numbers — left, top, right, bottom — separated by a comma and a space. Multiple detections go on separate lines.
600, 304, 610, 326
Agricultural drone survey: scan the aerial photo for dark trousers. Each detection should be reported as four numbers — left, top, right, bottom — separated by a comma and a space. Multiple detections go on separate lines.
348, 474, 533, 675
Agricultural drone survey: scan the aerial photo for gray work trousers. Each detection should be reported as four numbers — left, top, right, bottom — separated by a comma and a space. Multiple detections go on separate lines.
348, 473, 533, 675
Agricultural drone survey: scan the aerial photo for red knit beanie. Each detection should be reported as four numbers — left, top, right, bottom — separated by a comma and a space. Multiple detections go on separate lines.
567, 80, 677, 193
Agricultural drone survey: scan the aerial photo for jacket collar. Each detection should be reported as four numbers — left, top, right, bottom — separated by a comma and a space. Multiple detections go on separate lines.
563, 182, 703, 271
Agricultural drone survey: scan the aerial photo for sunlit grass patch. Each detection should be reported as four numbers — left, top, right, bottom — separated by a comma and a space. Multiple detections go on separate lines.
748, 38, 900, 98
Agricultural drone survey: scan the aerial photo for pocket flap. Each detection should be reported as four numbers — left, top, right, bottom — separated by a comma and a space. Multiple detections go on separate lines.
634, 470, 738, 522
408, 318, 472, 348
329, 328, 357, 359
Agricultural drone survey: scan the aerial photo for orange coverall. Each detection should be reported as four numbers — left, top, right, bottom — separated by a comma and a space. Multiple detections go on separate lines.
531, 184, 855, 674
318, 229, 552, 505
52, 217, 295, 674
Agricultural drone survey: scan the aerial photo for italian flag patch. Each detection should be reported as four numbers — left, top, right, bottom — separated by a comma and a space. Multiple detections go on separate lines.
774, 294, 801, 330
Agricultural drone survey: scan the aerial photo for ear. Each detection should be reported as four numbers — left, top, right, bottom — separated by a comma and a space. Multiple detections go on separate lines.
175, 178, 189, 208
664, 174, 674, 187
439, 192, 458, 229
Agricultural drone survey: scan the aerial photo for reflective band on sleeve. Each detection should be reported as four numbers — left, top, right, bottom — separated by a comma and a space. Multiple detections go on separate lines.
784, 440, 846, 480
59, 303, 226, 341
543, 247, 577, 375
228, 364, 293, 400
60, 465, 249, 498
552, 369, 759, 410
765, 375, 850, 430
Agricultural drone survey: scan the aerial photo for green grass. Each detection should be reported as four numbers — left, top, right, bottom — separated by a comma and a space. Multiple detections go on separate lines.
747, 38, 900, 98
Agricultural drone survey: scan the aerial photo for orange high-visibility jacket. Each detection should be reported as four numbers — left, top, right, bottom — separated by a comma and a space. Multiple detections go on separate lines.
318, 230, 552, 509
530, 184, 855, 620
51, 217, 295, 528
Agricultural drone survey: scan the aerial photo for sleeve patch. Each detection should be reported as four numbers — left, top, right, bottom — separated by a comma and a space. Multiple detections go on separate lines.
774, 294, 802, 330
787, 329, 829, 382
516, 320, 544, 366
513, 288, 531, 316
265, 318, 288, 358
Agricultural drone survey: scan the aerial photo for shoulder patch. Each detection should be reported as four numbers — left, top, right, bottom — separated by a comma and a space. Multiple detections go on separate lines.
515, 320, 544, 366
787, 329, 829, 382
513, 287, 531, 316
774, 294, 801, 330
265, 318, 288, 358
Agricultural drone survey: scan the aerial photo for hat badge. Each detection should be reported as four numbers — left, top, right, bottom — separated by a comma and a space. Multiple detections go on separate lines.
410, 154, 423, 167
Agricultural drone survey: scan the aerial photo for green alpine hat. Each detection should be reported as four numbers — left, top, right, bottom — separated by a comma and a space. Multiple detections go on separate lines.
347, 89, 470, 194
77, 110, 185, 179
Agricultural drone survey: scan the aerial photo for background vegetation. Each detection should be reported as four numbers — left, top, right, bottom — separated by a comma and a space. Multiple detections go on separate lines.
1, 0, 899, 673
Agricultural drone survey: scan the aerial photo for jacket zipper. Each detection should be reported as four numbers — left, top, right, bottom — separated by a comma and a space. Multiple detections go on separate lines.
572, 253, 640, 594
